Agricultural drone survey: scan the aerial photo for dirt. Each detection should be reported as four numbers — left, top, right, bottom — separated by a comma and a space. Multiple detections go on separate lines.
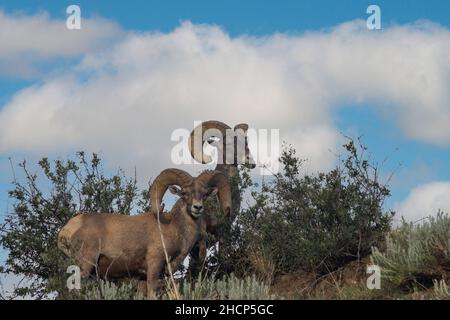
271, 257, 371, 299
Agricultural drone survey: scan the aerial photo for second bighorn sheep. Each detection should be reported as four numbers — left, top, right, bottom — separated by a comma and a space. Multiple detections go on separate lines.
187, 120, 256, 272
58, 168, 231, 297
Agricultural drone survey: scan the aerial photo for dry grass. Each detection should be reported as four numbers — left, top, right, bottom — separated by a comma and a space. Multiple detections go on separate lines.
248, 245, 276, 284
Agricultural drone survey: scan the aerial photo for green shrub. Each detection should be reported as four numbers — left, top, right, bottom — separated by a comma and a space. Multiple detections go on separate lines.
372, 212, 450, 291
232, 139, 392, 275
0, 153, 146, 299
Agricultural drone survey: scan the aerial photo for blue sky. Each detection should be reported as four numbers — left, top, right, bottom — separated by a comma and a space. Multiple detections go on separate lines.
2, 0, 450, 34
1, 1, 450, 268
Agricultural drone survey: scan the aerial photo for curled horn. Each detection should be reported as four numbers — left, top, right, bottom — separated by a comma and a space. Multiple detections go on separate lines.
150, 168, 193, 214
234, 123, 249, 132
188, 120, 231, 164
198, 170, 232, 216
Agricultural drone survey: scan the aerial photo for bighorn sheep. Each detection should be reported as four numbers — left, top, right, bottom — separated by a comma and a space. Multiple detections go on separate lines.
187, 120, 256, 272
58, 168, 231, 297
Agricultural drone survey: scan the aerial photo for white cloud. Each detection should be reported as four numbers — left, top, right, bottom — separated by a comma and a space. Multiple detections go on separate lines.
0, 10, 123, 77
394, 182, 450, 223
0, 18, 450, 181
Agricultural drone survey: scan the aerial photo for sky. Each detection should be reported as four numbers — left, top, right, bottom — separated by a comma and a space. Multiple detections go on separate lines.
1, 0, 450, 292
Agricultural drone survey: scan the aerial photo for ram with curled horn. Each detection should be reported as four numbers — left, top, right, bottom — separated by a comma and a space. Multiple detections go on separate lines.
187, 120, 256, 273
58, 168, 231, 298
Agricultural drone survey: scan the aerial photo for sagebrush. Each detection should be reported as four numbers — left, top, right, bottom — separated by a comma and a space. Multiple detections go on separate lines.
372, 211, 450, 291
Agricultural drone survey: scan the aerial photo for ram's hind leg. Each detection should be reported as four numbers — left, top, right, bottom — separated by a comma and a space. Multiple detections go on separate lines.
72, 240, 101, 278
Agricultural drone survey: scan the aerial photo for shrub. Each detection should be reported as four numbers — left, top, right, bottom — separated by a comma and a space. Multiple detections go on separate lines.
433, 279, 450, 300
165, 273, 276, 300
372, 211, 450, 291
82, 279, 144, 300
0, 153, 146, 299
234, 138, 393, 275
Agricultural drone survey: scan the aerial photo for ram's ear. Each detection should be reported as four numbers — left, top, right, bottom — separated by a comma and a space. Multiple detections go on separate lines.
234, 123, 249, 132
168, 185, 183, 197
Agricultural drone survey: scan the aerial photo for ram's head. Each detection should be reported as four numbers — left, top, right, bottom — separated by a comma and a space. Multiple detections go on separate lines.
150, 168, 232, 218
188, 120, 256, 169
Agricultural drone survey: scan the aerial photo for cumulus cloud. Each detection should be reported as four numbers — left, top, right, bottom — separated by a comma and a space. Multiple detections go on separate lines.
0, 17, 450, 181
394, 182, 450, 223
0, 10, 123, 77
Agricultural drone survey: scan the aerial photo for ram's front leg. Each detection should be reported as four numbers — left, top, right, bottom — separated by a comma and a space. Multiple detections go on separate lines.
146, 255, 164, 299
198, 218, 208, 262
198, 239, 207, 263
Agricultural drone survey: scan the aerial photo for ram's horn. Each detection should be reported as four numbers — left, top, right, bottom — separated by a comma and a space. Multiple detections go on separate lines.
188, 120, 231, 164
197, 170, 232, 216
150, 168, 193, 214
